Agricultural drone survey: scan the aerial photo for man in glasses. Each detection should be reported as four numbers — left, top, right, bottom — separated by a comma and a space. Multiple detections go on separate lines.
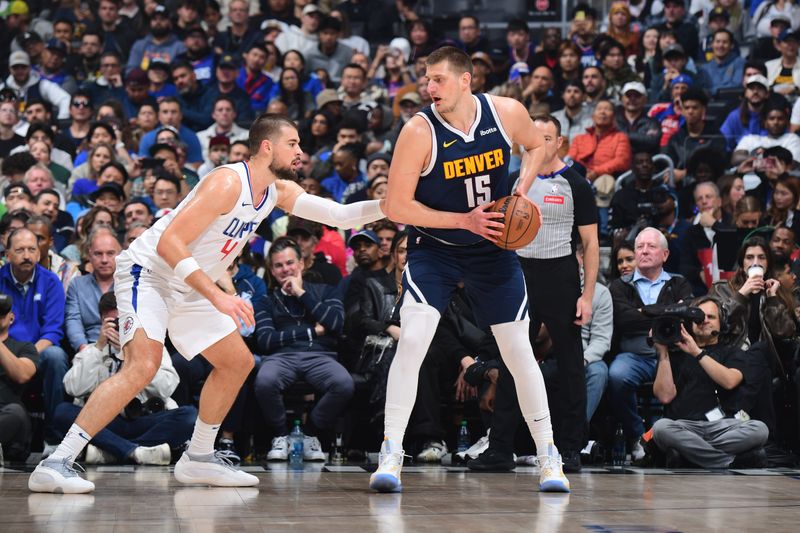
83, 51, 125, 105
1, 51, 71, 120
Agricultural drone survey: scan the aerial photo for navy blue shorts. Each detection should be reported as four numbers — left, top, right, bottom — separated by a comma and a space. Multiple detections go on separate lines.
402, 233, 529, 329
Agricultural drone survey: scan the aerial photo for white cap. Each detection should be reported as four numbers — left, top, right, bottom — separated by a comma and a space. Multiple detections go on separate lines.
9, 50, 30, 67
622, 81, 647, 95
745, 74, 769, 91
389, 37, 411, 61
302, 4, 320, 16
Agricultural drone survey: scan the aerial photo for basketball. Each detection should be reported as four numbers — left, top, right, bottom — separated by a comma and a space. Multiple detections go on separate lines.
488, 195, 541, 250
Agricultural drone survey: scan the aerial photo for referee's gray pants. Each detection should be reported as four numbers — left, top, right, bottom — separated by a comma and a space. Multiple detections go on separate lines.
652, 417, 769, 468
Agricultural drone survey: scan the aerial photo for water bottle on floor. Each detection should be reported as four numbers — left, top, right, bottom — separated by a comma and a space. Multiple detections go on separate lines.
331, 433, 344, 465
289, 420, 304, 470
612, 424, 626, 468
457, 421, 470, 453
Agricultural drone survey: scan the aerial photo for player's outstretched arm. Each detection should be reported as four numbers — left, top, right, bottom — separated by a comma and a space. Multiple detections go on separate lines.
275, 179, 387, 229
385, 116, 504, 240
490, 95, 547, 197
156, 168, 255, 327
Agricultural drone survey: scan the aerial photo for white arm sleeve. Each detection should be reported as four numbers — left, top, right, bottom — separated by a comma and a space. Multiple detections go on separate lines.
291, 193, 385, 229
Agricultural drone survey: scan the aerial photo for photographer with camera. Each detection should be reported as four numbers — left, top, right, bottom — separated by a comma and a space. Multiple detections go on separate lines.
609, 227, 694, 459
651, 296, 769, 468
55, 291, 197, 465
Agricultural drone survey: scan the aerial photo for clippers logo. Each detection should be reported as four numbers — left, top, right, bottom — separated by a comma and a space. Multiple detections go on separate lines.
123, 316, 135, 335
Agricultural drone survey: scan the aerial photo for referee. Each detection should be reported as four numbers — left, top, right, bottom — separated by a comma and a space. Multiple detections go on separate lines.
468, 114, 599, 473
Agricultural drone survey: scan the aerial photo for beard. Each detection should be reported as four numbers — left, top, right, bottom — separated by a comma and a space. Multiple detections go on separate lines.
270, 159, 298, 181
151, 26, 171, 39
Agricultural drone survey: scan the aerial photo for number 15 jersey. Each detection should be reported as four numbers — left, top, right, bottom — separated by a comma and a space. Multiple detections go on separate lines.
412, 93, 512, 246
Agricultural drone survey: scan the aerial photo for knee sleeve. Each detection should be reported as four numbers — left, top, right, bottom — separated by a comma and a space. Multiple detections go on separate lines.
383, 301, 441, 444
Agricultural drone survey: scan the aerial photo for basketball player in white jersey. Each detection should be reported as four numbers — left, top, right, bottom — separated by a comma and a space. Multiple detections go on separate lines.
28, 114, 387, 493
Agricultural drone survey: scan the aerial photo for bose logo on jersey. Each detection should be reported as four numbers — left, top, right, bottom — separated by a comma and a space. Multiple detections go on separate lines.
222, 217, 259, 239
480, 127, 497, 136
443, 148, 505, 179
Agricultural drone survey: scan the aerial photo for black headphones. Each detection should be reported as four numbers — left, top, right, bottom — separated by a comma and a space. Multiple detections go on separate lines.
694, 295, 730, 337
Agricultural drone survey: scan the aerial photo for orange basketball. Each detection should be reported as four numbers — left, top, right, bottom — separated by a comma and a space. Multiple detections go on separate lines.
488, 195, 541, 250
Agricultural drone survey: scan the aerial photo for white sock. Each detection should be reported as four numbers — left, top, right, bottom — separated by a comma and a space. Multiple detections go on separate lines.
383, 301, 441, 445
50, 423, 91, 463
187, 417, 220, 457
491, 320, 554, 454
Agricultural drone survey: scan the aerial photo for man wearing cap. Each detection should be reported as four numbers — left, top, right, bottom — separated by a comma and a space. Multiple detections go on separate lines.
0, 1, 31, 75
3, 182, 34, 213
17, 31, 44, 67
0, 291, 38, 462
1, 51, 70, 120
126, 4, 187, 74
735, 96, 800, 165
343, 228, 386, 313
752, 14, 790, 63
37, 38, 77, 95
657, 0, 700, 61
93, 0, 136, 58
616, 81, 661, 153
274, 3, 321, 56
214, 0, 259, 57
700, 29, 745, 95
648, 75, 690, 146
120, 67, 156, 120
766, 28, 800, 99
0, 227, 68, 452
207, 55, 255, 127
254, 237, 353, 463
651, 44, 703, 102
457, 15, 489, 55
176, 25, 215, 85
65, 225, 120, 353
306, 16, 353, 85
198, 135, 230, 177
552, 81, 592, 145
722, 75, 770, 151
285, 217, 342, 286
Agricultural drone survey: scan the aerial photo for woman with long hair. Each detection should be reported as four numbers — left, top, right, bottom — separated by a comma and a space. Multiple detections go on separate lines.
732, 195, 764, 230
299, 110, 336, 157
554, 41, 583, 93
281, 49, 325, 100
407, 19, 437, 61
69, 142, 116, 194
269, 67, 314, 121
718, 174, 747, 219
630, 27, 659, 82
60, 206, 117, 266
709, 236, 796, 352
762, 176, 800, 235
610, 241, 636, 280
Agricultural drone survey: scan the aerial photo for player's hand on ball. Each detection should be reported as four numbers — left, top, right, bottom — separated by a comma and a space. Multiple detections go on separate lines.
466, 201, 505, 241
214, 291, 255, 328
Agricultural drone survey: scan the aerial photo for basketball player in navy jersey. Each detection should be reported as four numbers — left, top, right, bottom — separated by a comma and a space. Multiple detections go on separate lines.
370, 46, 570, 493
29, 115, 388, 493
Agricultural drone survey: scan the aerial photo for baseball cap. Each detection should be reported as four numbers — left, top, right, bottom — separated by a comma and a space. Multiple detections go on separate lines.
126, 67, 148, 86
778, 28, 800, 42
0, 293, 13, 316
708, 7, 729, 21
46, 38, 68, 55
218, 54, 239, 69
663, 43, 686, 58
622, 81, 646, 95
4, 182, 32, 199
185, 25, 207, 39
152, 4, 169, 17
399, 91, 422, 105
4, 1, 29, 16
209, 134, 230, 148
670, 73, 693, 87
261, 19, 283, 31
316, 88, 342, 109
745, 74, 770, 91
91, 182, 126, 202
302, 4, 321, 16
470, 51, 493, 68
286, 217, 323, 239
771, 15, 792, 27
156, 125, 180, 137
9, 50, 30, 67
148, 57, 170, 71
389, 37, 411, 60
347, 229, 379, 248
18, 31, 42, 46
367, 152, 391, 166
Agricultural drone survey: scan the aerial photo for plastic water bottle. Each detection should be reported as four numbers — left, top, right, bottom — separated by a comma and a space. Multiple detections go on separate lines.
457, 420, 470, 453
331, 433, 344, 465
289, 420, 304, 469
238, 292, 255, 337
612, 424, 626, 468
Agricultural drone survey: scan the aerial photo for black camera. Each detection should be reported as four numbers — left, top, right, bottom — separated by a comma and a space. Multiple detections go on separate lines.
636, 187, 670, 221
642, 304, 705, 345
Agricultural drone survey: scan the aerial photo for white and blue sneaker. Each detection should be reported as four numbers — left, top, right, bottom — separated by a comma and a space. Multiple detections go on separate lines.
28, 456, 95, 494
537, 444, 570, 493
369, 438, 404, 493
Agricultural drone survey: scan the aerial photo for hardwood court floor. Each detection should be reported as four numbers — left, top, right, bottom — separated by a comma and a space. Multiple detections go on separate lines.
2, 462, 799, 532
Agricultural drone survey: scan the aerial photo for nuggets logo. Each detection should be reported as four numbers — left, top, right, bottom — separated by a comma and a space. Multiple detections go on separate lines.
443, 148, 505, 179
123, 316, 135, 335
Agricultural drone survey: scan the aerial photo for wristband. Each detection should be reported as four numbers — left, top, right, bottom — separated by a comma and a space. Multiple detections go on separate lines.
695, 350, 708, 362
174, 257, 200, 281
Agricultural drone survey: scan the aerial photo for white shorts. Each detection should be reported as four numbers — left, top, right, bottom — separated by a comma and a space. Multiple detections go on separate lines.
114, 253, 237, 358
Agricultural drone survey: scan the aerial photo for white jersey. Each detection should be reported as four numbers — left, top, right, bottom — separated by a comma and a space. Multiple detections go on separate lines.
123, 161, 277, 288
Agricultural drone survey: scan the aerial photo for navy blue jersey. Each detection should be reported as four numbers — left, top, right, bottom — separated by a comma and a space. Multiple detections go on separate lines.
412, 93, 513, 246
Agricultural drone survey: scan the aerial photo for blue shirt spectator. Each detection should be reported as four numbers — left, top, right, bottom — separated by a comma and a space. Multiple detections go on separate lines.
0, 264, 65, 347
65, 274, 114, 352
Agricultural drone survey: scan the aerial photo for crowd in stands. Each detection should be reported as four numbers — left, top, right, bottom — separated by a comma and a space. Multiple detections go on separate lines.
2, 0, 800, 470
